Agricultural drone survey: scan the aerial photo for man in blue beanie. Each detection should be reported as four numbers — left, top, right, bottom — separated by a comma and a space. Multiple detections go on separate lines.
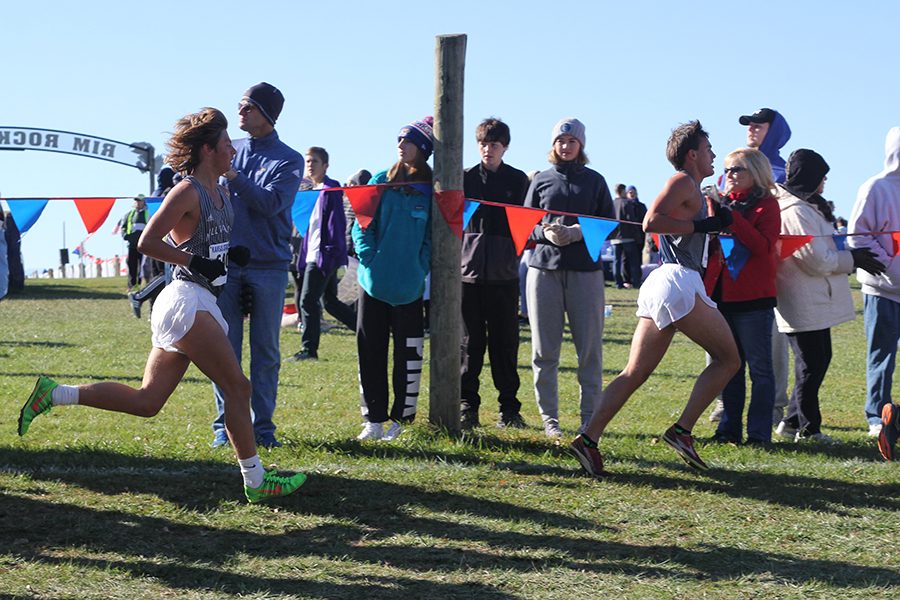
211, 82, 304, 449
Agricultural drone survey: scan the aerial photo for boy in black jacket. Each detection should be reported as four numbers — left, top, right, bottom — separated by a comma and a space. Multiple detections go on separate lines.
460, 118, 530, 429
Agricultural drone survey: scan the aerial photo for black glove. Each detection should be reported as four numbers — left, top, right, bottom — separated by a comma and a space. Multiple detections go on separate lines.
850, 247, 886, 276
188, 255, 226, 281
228, 245, 251, 267
714, 204, 733, 229
693, 216, 727, 234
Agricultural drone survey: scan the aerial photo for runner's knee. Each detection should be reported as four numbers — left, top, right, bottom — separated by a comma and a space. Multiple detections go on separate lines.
220, 374, 251, 407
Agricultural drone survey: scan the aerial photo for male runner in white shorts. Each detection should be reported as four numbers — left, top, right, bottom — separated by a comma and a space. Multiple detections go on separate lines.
18, 108, 306, 503
571, 121, 740, 475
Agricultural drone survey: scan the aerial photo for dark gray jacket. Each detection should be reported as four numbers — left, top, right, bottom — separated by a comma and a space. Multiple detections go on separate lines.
526, 163, 614, 271
610, 197, 647, 244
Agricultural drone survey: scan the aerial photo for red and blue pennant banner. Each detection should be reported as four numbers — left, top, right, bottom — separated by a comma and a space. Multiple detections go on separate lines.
4, 190, 897, 264
2, 196, 163, 236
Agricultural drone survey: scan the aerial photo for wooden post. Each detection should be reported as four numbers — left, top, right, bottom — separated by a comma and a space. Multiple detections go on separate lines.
429, 34, 466, 433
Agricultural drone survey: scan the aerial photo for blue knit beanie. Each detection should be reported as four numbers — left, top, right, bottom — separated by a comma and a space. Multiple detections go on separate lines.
242, 82, 284, 125
398, 116, 435, 159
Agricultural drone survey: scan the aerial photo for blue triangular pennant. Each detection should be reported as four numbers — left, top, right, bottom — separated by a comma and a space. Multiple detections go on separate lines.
578, 216, 618, 261
462, 200, 479, 230
725, 237, 751, 280
145, 196, 164, 218
719, 237, 735, 259
6, 199, 49, 234
291, 190, 320, 235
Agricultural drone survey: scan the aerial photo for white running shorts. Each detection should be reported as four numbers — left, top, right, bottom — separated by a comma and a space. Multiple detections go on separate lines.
151, 280, 228, 353
636, 263, 716, 330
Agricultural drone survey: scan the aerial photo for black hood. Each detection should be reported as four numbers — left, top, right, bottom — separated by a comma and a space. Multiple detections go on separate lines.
783, 149, 829, 200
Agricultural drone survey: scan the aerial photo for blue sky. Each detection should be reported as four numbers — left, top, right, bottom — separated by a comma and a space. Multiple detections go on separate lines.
3, 1, 899, 273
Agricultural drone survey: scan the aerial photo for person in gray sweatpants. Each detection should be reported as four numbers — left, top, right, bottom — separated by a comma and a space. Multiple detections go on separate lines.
524, 118, 614, 438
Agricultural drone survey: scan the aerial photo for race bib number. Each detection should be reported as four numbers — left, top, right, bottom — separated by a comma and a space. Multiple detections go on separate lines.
209, 242, 230, 286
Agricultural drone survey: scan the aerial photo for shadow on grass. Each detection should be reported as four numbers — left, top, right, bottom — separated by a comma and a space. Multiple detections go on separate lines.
0, 340, 76, 348
294, 435, 578, 479
2, 457, 898, 595
609, 466, 900, 516
13, 282, 124, 301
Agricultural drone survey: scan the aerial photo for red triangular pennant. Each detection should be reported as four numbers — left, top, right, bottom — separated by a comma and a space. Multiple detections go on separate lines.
345, 185, 383, 230
73, 198, 116, 234
505, 206, 547, 255
891, 232, 900, 255
435, 190, 464, 239
779, 234, 814, 259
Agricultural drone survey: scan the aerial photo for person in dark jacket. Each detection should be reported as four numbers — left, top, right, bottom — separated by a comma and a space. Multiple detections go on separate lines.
127, 166, 181, 319
113, 195, 149, 291
287, 146, 354, 361
459, 118, 530, 430
525, 118, 614, 438
3, 212, 23, 294
610, 184, 647, 288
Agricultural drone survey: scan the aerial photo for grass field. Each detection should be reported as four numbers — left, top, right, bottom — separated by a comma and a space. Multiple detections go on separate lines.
1, 276, 898, 599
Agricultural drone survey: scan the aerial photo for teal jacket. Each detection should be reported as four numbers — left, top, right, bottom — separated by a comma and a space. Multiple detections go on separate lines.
352, 170, 431, 305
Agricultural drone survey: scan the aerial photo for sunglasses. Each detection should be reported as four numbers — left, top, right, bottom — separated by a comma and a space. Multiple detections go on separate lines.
238, 102, 257, 114
724, 166, 747, 175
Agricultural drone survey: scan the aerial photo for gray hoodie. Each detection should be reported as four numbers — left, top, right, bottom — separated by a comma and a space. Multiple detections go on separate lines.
848, 127, 900, 303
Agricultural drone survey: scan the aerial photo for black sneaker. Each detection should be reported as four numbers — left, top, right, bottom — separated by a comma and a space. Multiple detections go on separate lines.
498, 412, 527, 429
743, 438, 772, 449
460, 410, 480, 430
285, 350, 318, 362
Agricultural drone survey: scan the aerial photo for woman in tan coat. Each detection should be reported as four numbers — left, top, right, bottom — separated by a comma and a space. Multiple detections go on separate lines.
775, 149, 884, 442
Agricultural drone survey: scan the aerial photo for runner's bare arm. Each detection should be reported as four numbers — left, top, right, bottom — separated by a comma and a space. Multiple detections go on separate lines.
137, 180, 201, 266
644, 173, 698, 235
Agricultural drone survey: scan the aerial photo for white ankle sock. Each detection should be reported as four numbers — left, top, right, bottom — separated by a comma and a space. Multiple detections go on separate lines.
51, 385, 79, 406
238, 454, 265, 489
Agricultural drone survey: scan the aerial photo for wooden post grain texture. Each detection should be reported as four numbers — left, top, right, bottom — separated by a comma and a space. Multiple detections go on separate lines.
429, 34, 466, 432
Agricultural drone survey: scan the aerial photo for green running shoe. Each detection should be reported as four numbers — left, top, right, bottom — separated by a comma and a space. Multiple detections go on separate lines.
18, 376, 58, 436
244, 470, 307, 503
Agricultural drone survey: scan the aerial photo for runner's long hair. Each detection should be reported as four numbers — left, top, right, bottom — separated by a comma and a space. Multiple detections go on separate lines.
166, 108, 228, 175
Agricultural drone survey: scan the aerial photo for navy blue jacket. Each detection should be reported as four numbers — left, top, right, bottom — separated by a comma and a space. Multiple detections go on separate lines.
226, 131, 304, 270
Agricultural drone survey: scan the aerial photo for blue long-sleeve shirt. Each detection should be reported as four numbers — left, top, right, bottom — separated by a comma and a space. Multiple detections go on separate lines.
226, 130, 304, 269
